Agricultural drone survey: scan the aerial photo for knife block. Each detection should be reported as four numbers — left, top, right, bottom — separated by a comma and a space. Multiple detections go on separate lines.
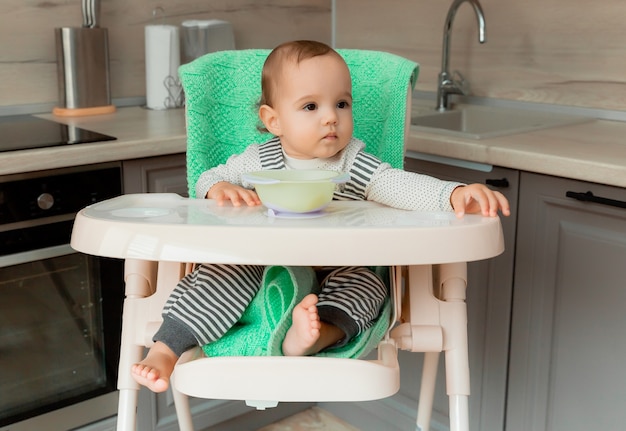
53, 27, 116, 117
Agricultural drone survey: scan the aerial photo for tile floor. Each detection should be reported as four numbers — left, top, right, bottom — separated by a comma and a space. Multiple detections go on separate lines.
258, 407, 360, 431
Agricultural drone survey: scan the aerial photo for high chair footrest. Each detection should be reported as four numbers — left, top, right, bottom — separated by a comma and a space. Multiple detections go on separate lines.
173, 355, 400, 402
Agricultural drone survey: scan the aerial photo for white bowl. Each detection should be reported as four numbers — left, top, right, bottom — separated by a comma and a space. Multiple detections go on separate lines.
243, 170, 349, 214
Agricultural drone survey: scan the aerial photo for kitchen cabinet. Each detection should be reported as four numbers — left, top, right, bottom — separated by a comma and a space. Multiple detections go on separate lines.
122, 153, 188, 195
506, 172, 626, 431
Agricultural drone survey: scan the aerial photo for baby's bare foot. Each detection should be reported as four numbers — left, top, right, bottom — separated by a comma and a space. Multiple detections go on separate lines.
282, 294, 321, 356
131, 342, 178, 393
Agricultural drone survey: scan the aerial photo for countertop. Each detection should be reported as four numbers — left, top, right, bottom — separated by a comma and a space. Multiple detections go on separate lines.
0, 107, 187, 176
1, 105, 624, 188
406, 105, 626, 188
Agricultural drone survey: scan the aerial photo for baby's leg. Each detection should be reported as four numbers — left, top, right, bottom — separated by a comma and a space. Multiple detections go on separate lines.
131, 341, 178, 393
131, 315, 198, 393
161, 264, 264, 343
317, 266, 387, 344
282, 294, 345, 356
133, 264, 265, 392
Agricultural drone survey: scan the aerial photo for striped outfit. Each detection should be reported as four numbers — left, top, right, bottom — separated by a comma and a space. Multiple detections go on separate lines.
154, 137, 462, 356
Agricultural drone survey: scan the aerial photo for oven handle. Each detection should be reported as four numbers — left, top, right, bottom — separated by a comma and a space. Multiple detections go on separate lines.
0, 244, 76, 268
0, 213, 76, 233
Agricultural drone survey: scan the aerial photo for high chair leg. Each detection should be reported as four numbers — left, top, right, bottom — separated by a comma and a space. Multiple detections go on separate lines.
416, 351, 440, 431
116, 389, 139, 431
116, 259, 158, 431
116, 299, 146, 431
171, 373, 194, 431
397, 263, 470, 431
440, 262, 470, 431
449, 395, 469, 431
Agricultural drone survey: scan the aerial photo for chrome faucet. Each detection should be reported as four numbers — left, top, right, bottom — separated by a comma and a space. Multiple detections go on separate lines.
436, 0, 486, 111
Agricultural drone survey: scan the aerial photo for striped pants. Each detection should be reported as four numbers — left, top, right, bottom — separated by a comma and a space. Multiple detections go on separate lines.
153, 264, 387, 356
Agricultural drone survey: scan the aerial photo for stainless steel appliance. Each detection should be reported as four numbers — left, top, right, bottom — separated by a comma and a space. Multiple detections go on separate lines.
0, 161, 124, 430
181, 19, 235, 64
54, 0, 115, 116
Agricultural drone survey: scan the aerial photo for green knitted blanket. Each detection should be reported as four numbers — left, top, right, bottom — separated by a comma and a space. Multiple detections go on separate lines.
203, 265, 391, 359
179, 49, 419, 198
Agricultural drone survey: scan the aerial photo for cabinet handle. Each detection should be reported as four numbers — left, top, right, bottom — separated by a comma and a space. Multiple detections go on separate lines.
565, 191, 626, 209
485, 178, 509, 188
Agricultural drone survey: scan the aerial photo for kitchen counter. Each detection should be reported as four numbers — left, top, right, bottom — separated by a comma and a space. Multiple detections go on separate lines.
1, 105, 624, 188
406, 105, 626, 188
0, 107, 187, 176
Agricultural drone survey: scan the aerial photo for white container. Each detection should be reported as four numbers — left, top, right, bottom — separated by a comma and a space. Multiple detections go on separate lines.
181, 19, 235, 63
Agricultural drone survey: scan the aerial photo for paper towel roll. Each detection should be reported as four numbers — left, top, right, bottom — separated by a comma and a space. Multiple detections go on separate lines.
145, 25, 183, 110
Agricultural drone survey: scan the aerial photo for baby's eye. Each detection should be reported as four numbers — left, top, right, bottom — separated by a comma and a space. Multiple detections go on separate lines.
337, 101, 350, 109
303, 103, 317, 111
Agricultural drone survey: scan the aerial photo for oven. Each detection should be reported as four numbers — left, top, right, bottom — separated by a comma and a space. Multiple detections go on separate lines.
0, 163, 124, 431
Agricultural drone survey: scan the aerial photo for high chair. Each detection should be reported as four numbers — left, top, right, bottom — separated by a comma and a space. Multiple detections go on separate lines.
70, 49, 504, 431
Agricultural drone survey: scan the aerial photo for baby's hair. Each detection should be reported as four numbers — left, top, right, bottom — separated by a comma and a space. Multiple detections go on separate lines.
260, 40, 344, 108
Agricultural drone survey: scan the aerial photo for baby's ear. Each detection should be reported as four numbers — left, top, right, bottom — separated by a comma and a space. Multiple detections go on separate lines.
259, 104, 281, 136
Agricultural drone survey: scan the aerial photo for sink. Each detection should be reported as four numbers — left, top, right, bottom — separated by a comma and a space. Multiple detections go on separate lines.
411, 105, 592, 139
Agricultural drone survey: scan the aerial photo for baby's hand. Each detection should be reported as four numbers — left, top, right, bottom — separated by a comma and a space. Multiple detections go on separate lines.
207, 181, 261, 207
450, 184, 511, 218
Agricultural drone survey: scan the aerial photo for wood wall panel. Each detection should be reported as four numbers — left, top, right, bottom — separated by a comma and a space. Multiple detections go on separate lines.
5, 0, 625, 112
336, 0, 626, 111
0, 0, 330, 109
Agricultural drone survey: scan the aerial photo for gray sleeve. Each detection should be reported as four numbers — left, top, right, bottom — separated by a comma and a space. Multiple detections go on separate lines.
194, 146, 264, 199
366, 166, 463, 211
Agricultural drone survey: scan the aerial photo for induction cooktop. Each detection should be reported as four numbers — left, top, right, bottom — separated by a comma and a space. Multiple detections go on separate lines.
0, 115, 117, 153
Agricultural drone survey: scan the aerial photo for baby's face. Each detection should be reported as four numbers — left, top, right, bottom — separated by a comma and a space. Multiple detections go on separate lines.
270, 54, 354, 160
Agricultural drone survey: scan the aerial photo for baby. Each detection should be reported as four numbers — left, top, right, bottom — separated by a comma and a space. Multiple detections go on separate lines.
132, 40, 510, 393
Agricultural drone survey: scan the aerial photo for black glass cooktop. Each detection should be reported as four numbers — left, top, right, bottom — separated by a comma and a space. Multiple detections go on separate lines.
0, 115, 116, 153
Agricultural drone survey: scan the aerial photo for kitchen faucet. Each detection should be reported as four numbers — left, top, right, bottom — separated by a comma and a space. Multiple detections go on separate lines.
436, 0, 486, 111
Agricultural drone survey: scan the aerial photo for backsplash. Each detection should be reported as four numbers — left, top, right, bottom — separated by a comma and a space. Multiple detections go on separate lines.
5, 0, 623, 114
336, 0, 626, 112
0, 0, 330, 111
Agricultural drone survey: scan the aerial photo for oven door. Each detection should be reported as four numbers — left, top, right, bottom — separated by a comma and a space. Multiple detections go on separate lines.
0, 243, 123, 429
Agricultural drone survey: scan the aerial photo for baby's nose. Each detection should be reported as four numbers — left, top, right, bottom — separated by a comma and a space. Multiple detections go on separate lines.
323, 108, 338, 125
